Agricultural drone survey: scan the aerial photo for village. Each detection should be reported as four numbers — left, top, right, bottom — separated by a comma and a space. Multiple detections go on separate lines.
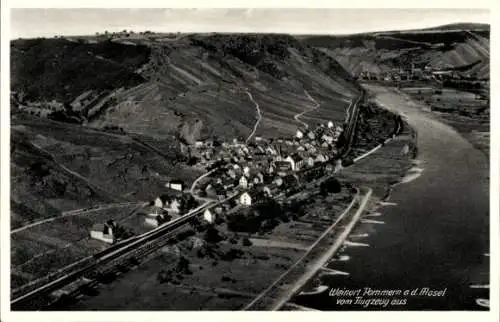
89, 120, 345, 244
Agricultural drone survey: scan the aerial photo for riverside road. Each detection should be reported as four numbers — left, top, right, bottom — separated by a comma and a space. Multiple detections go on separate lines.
294, 84, 490, 310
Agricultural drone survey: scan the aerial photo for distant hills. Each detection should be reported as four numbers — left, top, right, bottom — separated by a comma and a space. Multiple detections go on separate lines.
300, 23, 490, 78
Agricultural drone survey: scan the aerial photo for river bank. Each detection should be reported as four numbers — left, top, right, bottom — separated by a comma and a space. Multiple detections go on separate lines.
292, 84, 489, 310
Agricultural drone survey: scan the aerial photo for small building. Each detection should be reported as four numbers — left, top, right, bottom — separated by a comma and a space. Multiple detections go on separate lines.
214, 206, 224, 215
243, 166, 251, 177
296, 130, 304, 139
285, 154, 304, 171
166, 180, 185, 192
327, 121, 334, 129
239, 176, 248, 189
166, 197, 181, 214
306, 156, 315, 167
203, 209, 216, 223
154, 195, 169, 208
322, 135, 334, 144
263, 186, 272, 197
90, 223, 114, 244
307, 131, 316, 140
275, 160, 292, 174
316, 154, 328, 163
240, 191, 253, 206
273, 176, 284, 187
227, 168, 237, 179
266, 146, 277, 156
145, 213, 169, 227
239, 190, 264, 206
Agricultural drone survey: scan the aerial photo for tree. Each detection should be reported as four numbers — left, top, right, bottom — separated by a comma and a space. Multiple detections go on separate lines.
320, 177, 342, 196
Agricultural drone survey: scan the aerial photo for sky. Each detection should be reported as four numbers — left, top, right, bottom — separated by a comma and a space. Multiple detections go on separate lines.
10, 8, 490, 39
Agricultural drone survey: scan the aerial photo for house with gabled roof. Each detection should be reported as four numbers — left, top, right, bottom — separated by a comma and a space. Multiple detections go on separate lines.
239, 175, 248, 189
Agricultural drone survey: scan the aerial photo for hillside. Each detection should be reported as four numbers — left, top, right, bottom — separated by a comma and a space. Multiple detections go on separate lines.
301, 25, 490, 79
11, 34, 361, 143
10, 33, 361, 230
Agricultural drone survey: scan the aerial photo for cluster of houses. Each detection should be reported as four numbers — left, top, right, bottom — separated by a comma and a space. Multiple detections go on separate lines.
194, 120, 344, 207
90, 120, 344, 244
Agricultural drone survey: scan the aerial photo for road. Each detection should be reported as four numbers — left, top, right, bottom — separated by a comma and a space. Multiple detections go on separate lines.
295, 84, 490, 310
11, 200, 214, 309
189, 168, 217, 194
245, 91, 262, 143
11, 202, 140, 234
270, 187, 372, 310
294, 90, 320, 129
243, 187, 372, 310
375, 34, 434, 47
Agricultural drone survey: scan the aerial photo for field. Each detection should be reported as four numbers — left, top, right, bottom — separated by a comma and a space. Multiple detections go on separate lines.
58, 187, 354, 310
401, 87, 489, 155
11, 203, 142, 290
11, 34, 360, 143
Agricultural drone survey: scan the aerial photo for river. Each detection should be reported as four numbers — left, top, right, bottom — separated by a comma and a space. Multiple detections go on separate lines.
293, 85, 490, 310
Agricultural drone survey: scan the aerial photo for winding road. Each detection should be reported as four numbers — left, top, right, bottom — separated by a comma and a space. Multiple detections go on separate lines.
189, 168, 217, 194
11, 202, 141, 234
294, 90, 320, 129
245, 91, 262, 143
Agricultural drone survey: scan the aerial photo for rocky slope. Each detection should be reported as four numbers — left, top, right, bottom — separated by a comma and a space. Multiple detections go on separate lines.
11, 34, 361, 143
301, 24, 490, 79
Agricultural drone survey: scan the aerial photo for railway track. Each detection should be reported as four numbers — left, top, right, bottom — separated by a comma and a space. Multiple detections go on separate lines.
11, 200, 216, 310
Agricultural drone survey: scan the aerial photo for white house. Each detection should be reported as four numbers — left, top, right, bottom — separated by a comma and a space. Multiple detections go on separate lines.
307, 131, 316, 140
203, 209, 216, 223
227, 169, 237, 179
296, 130, 304, 139
266, 146, 277, 156
90, 223, 114, 244
327, 121, 334, 128
285, 154, 304, 171
166, 198, 181, 214
256, 172, 264, 183
322, 135, 334, 144
145, 213, 168, 227
273, 176, 284, 187
243, 166, 251, 177
306, 156, 315, 167
283, 156, 296, 171
154, 196, 165, 208
239, 176, 248, 189
166, 180, 184, 192
239, 192, 253, 206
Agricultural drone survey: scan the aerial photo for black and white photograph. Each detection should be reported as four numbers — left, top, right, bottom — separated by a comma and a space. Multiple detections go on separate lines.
0, 3, 497, 319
